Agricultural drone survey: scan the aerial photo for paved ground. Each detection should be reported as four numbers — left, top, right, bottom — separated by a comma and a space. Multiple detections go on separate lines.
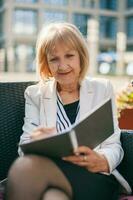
0, 72, 132, 93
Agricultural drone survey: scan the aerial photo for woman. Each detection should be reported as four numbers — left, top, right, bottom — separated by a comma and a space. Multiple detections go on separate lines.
6, 22, 129, 200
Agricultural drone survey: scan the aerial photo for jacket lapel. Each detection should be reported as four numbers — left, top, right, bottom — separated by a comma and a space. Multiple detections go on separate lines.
79, 78, 94, 121
42, 79, 57, 128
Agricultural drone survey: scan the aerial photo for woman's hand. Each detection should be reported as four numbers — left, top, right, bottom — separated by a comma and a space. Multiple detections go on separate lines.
62, 146, 110, 173
31, 127, 56, 141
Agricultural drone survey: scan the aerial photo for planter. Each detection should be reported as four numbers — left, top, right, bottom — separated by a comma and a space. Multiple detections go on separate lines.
118, 109, 133, 129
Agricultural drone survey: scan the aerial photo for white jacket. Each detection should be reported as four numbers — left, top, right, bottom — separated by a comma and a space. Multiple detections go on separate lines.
19, 77, 131, 194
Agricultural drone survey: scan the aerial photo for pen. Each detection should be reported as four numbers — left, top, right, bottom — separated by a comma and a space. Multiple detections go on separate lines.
31, 122, 38, 127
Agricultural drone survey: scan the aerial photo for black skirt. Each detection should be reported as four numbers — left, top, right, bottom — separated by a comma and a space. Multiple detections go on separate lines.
52, 158, 120, 200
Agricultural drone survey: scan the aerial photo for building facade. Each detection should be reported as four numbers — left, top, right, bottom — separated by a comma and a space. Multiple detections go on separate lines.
0, 0, 133, 75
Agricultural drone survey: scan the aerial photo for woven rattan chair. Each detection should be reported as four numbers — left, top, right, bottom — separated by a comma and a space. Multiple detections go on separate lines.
118, 130, 133, 194
0, 81, 35, 181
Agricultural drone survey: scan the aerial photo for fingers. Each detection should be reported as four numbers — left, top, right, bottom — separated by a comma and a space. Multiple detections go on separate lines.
63, 146, 96, 168
74, 146, 92, 155
62, 153, 89, 167
62, 146, 92, 163
63, 146, 109, 173
35, 127, 56, 133
31, 127, 56, 140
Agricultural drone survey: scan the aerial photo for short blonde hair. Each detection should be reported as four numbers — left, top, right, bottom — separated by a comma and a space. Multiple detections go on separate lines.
36, 22, 89, 81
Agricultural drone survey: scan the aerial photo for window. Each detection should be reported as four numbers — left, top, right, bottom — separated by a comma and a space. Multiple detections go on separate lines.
100, 16, 117, 39
15, 0, 37, 3
0, 0, 3, 6
126, 16, 133, 38
43, 0, 68, 6
127, 45, 133, 51
0, 47, 5, 71
98, 49, 117, 75
73, 13, 90, 36
44, 11, 68, 24
100, 0, 117, 10
0, 12, 3, 37
13, 9, 37, 34
127, 0, 133, 8
80, 0, 95, 8
14, 44, 35, 72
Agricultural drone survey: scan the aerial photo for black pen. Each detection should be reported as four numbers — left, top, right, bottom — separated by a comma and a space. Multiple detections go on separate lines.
31, 122, 38, 127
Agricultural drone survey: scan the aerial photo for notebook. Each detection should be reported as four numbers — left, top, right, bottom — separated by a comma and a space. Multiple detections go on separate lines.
20, 98, 114, 157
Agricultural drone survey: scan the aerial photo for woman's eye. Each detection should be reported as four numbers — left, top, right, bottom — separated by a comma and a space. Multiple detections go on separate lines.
66, 54, 74, 58
49, 57, 58, 62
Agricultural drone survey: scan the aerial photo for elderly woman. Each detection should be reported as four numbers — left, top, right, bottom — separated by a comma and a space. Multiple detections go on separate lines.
6, 22, 129, 200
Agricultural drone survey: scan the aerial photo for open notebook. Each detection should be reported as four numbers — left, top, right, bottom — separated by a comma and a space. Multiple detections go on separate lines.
20, 98, 114, 157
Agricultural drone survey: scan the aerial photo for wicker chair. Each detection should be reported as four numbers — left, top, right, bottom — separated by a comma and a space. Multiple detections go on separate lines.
0, 81, 35, 181
117, 130, 133, 195
0, 81, 133, 199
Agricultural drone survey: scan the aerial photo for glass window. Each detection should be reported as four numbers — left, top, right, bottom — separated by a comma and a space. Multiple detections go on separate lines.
44, 0, 68, 6
73, 13, 90, 36
126, 61, 133, 75
100, 16, 117, 39
15, 0, 37, 3
0, 12, 3, 37
126, 16, 133, 38
44, 11, 68, 24
14, 44, 36, 72
100, 0, 117, 10
127, 0, 133, 8
98, 50, 117, 75
127, 45, 133, 51
0, 47, 6, 71
0, 0, 3, 6
13, 9, 37, 34
80, 0, 95, 8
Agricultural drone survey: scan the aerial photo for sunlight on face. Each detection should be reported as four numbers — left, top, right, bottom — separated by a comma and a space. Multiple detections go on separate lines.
47, 42, 81, 87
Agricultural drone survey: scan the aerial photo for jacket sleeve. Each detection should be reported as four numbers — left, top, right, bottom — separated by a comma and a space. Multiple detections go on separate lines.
95, 80, 124, 174
18, 85, 40, 156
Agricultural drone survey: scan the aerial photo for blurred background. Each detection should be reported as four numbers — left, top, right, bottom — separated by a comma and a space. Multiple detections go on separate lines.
0, 0, 133, 91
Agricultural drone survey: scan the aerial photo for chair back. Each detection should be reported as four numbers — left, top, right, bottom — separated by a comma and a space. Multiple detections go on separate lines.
118, 130, 133, 193
0, 81, 35, 180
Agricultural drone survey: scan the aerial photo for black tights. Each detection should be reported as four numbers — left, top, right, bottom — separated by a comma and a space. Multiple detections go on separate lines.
6, 155, 72, 200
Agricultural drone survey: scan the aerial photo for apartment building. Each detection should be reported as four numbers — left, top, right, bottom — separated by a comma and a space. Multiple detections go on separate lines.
0, 0, 133, 74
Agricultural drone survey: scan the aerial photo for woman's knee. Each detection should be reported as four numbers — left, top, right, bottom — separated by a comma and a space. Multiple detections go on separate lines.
7, 156, 72, 198
43, 188, 71, 200
8, 155, 49, 183
9, 155, 34, 175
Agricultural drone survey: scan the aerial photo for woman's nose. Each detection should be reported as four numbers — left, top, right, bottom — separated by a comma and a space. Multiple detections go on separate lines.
58, 59, 68, 70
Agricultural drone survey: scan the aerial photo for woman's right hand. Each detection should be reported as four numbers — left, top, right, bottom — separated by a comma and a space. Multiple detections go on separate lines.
31, 127, 56, 141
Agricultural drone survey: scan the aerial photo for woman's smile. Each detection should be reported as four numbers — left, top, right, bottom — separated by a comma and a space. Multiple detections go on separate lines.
58, 70, 72, 75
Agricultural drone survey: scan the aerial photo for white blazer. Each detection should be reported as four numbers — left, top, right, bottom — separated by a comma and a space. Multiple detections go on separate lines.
19, 76, 131, 194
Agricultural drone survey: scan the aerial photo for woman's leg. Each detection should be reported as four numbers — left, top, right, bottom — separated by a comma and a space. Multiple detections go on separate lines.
42, 188, 70, 200
6, 155, 72, 200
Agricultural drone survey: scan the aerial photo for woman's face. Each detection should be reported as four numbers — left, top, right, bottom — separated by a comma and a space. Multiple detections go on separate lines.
47, 42, 81, 86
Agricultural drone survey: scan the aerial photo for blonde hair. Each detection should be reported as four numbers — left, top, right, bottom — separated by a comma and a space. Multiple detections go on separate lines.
36, 22, 89, 81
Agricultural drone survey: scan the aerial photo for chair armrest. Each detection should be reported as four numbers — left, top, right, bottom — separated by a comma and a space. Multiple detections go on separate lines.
118, 130, 133, 193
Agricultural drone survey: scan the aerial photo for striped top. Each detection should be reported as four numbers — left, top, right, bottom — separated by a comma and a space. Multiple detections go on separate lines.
56, 94, 80, 133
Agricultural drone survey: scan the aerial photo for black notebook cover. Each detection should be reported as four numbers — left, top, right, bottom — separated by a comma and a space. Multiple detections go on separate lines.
20, 98, 114, 157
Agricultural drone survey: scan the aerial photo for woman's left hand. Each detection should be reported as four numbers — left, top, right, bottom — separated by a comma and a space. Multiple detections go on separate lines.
62, 146, 109, 173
